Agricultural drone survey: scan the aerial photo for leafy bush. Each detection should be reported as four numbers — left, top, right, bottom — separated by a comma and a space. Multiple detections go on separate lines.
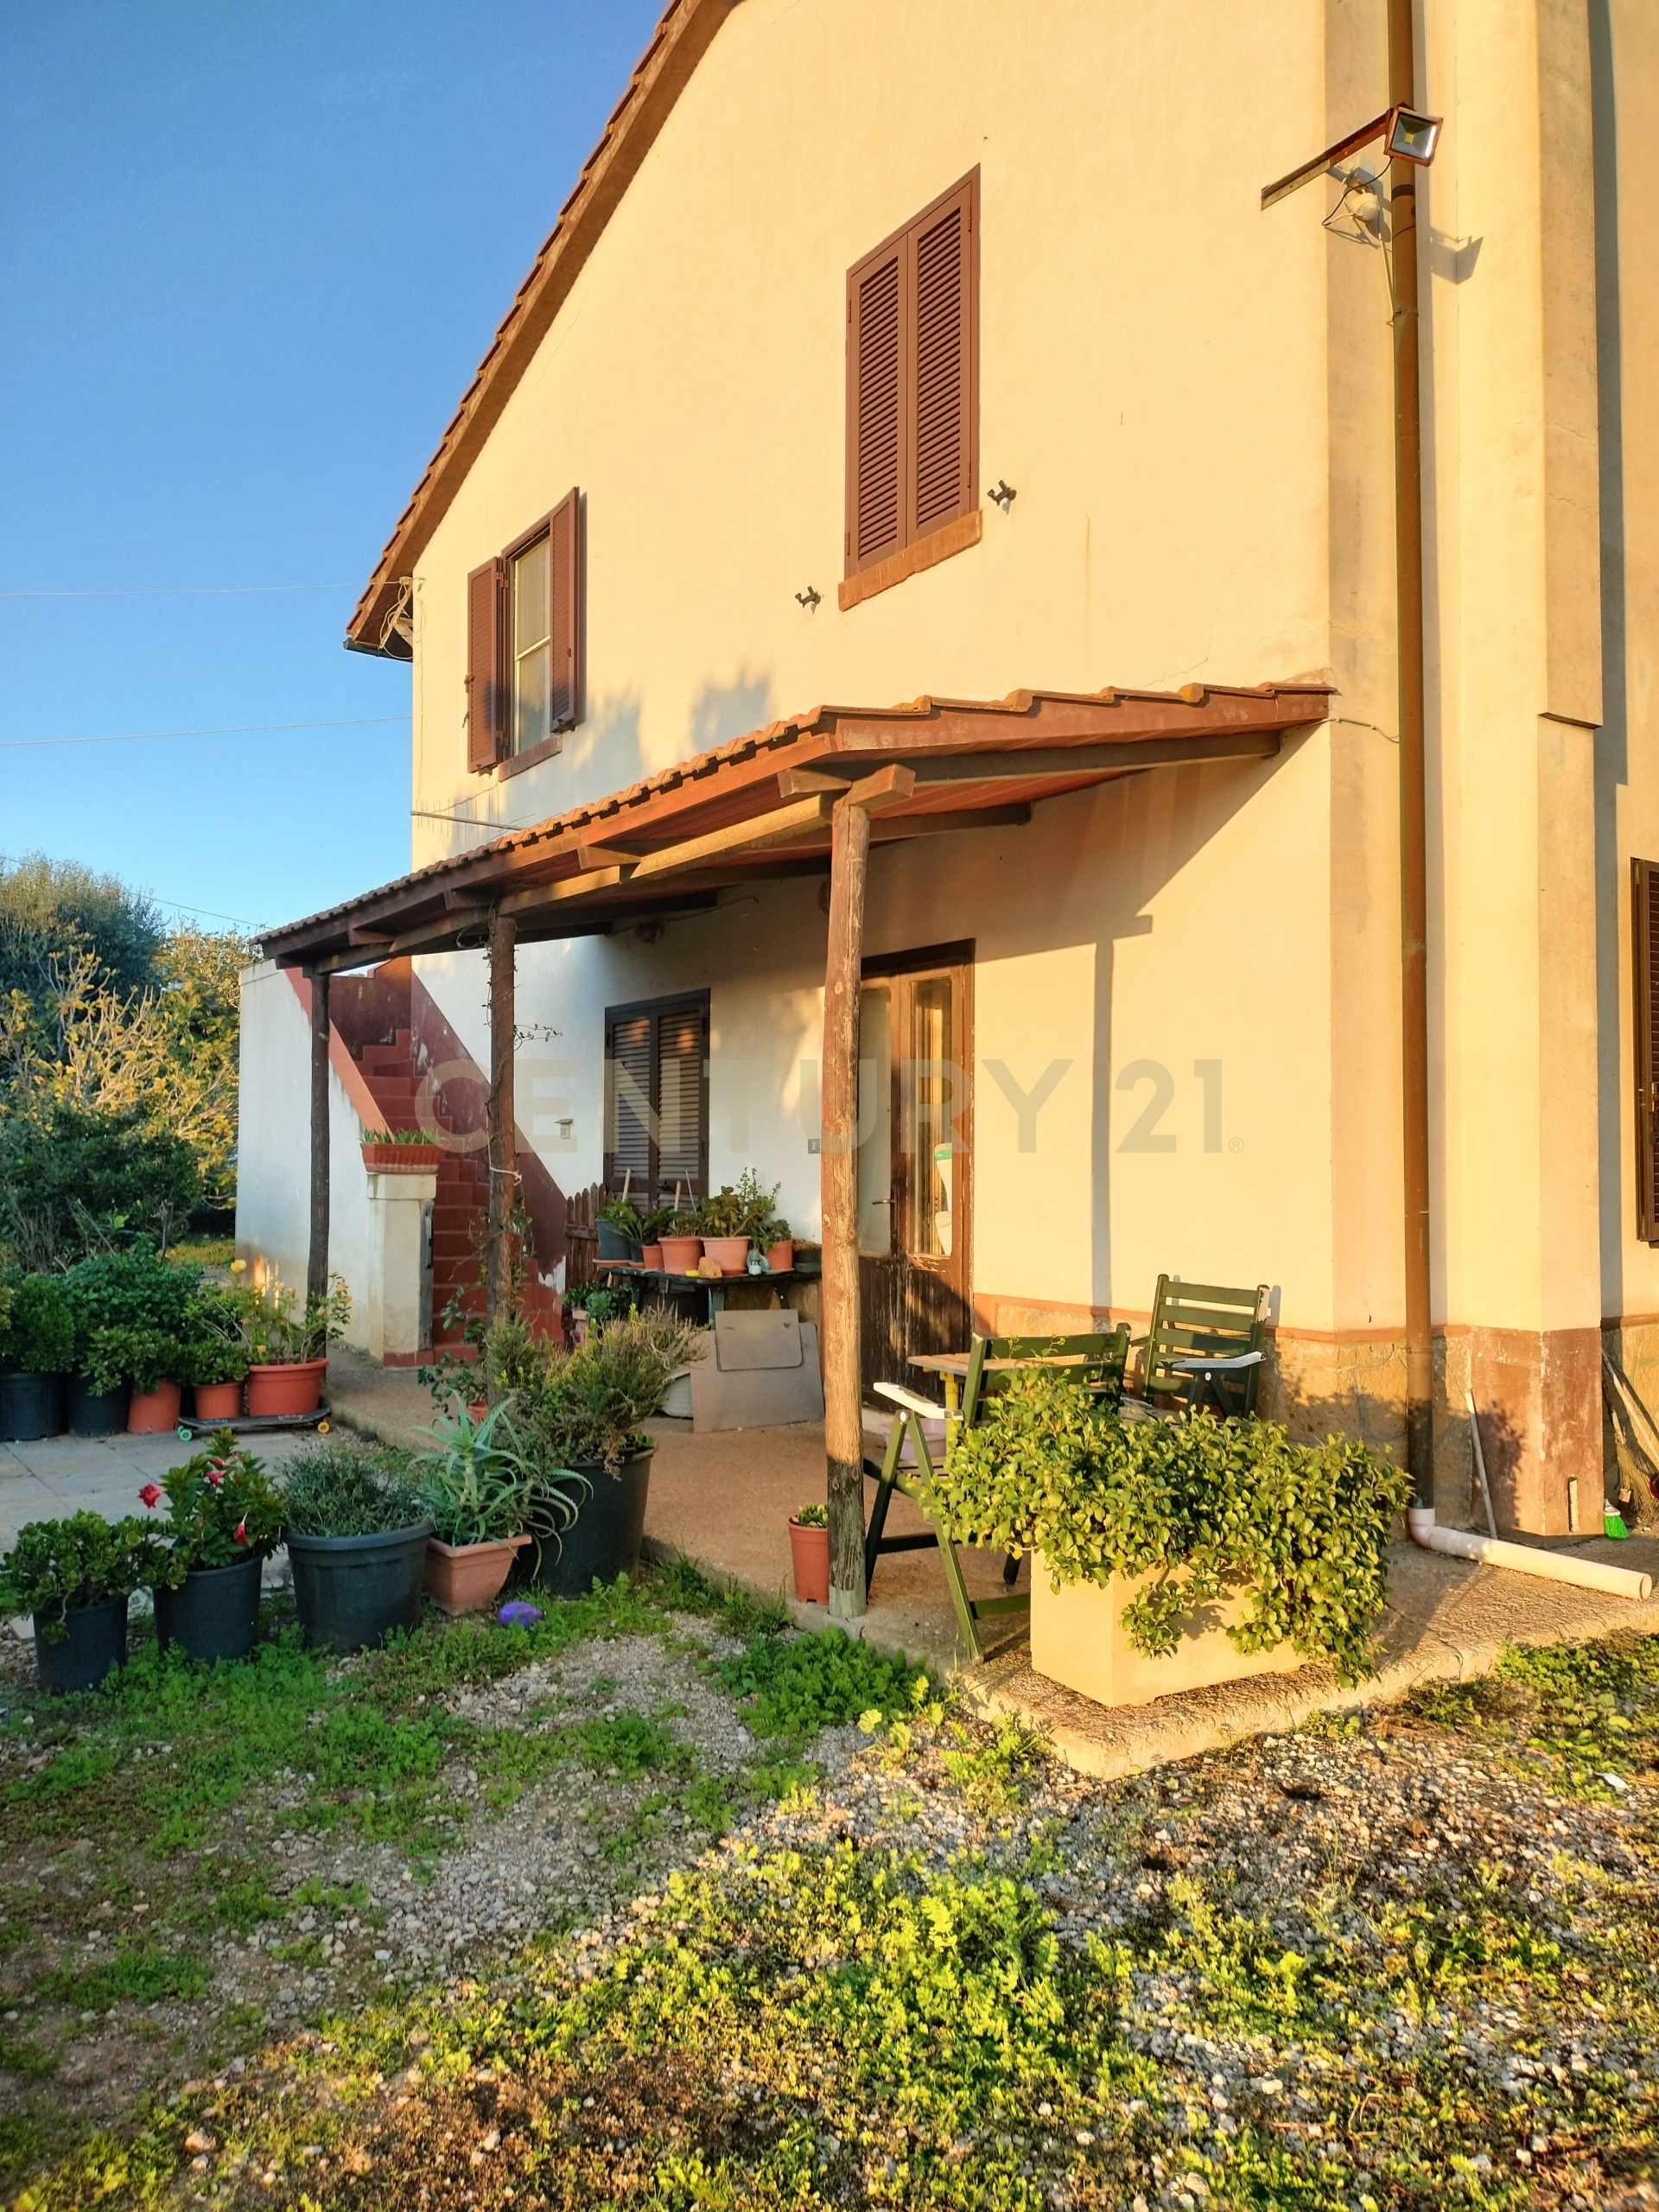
0, 1273, 74, 1374
138, 1438, 285, 1580
81, 1321, 184, 1393
932, 1371, 1411, 1685
280, 1438, 428, 1539
60, 1243, 200, 1370
0, 1511, 167, 1637
505, 1306, 697, 1473
414, 1402, 586, 1549
717, 1626, 939, 1741
216, 1274, 350, 1364
0, 1103, 201, 1268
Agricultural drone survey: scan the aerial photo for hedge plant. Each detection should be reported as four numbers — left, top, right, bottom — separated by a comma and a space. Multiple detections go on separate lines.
929, 1371, 1411, 1685
0, 1511, 167, 1638
0, 1274, 75, 1375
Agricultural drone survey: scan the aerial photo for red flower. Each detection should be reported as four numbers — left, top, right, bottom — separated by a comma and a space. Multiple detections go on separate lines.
138, 1484, 162, 1509
233, 1521, 248, 1545
207, 1465, 226, 1488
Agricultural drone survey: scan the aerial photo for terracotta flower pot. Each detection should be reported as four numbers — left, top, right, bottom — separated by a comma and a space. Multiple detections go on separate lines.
127, 1379, 183, 1434
658, 1236, 702, 1274
245, 1359, 327, 1417
193, 1381, 244, 1421
766, 1239, 795, 1273
702, 1236, 751, 1274
361, 1141, 445, 1172
641, 1243, 664, 1270
788, 1519, 830, 1605
423, 1534, 530, 1617
467, 1398, 489, 1421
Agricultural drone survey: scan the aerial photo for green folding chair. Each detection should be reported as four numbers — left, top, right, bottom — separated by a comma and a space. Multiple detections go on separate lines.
862, 1328, 1130, 1658
1136, 1275, 1268, 1419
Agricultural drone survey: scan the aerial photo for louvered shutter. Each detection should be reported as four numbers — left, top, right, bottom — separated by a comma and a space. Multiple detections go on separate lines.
846, 241, 906, 575
606, 1013, 654, 1195
1634, 860, 1659, 1240
465, 558, 506, 772
549, 486, 581, 735
657, 1003, 708, 1197
908, 177, 976, 540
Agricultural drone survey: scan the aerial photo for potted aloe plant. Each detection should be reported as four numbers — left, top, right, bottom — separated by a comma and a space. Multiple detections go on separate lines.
281, 1439, 433, 1654
414, 1402, 586, 1615
141, 1438, 285, 1663
0, 1274, 74, 1442
503, 1307, 694, 1596
787, 1500, 830, 1604
0, 1511, 166, 1693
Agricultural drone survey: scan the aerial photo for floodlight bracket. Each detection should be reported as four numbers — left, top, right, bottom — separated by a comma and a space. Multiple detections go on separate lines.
1261, 103, 1441, 211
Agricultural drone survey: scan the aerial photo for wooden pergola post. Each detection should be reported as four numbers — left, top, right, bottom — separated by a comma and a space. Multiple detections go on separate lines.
822, 796, 873, 1618
306, 969, 331, 1307
486, 909, 518, 1343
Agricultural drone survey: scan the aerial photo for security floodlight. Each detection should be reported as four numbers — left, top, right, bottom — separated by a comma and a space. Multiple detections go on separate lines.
1261, 102, 1442, 211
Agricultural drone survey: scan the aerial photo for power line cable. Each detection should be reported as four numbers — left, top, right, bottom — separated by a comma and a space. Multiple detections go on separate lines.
0, 715, 407, 751
0, 583, 356, 600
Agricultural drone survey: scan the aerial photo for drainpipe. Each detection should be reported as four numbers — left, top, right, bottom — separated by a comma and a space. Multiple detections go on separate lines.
1389, 0, 1435, 1522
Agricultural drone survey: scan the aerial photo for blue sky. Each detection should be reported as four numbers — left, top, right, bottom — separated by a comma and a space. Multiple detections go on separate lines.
0, 1, 661, 939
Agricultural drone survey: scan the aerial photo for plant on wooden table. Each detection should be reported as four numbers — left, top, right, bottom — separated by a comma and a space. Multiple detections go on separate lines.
931, 1370, 1411, 1685
598, 1196, 646, 1239
140, 1436, 285, 1584
0, 1511, 166, 1639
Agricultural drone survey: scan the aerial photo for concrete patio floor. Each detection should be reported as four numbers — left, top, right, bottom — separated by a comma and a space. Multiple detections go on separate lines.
1, 1426, 315, 1554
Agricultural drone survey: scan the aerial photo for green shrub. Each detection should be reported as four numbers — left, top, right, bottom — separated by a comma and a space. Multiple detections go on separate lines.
0, 1274, 74, 1374
279, 1439, 427, 1539
0, 1511, 167, 1637
60, 1243, 200, 1370
933, 1371, 1411, 1685
0, 1103, 200, 1266
81, 1321, 184, 1392
506, 1306, 697, 1473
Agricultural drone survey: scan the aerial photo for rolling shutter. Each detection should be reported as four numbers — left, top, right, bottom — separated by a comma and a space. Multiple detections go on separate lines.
465, 557, 506, 772
909, 179, 976, 540
844, 171, 977, 580
549, 486, 581, 735
603, 996, 709, 1201
1634, 859, 1659, 1240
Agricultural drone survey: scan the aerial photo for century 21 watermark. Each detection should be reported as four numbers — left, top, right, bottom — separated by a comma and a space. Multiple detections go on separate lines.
407, 1057, 1241, 1156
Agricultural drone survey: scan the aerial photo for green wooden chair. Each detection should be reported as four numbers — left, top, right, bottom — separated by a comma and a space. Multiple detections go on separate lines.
861, 1328, 1130, 1658
1135, 1275, 1269, 1420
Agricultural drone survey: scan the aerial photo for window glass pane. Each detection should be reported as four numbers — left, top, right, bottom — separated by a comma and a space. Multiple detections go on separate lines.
906, 978, 952, 1259
512, 537, 550, 753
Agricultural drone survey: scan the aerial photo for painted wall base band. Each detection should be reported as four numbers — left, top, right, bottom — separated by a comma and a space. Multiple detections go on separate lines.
1407, 1508, 1652, 1601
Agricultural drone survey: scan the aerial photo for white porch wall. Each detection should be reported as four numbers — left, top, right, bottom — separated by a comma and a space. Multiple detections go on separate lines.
235, 962, 375, 1353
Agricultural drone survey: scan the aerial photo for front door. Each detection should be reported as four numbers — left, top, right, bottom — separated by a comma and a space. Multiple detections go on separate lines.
857, 943, 974, 1394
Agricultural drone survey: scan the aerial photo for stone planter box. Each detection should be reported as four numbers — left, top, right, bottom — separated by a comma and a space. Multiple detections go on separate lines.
1029, 1554, 1307, 1709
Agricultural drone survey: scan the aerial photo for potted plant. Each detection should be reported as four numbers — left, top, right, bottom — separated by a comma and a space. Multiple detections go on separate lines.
787, 1500, 830, 1605
141, 1438, 285, 1664
0, 1274, 74, 1442
280, 1439, 433, 1654
235, 1274, 350, 1416
181, 1293, 249, 1422
639, 1203, 688, 1272
596, 1195, 646, 1263
732, 1171, 791, 1271
932, 1371, 1412, 1706
360, 1125, 446, 1173
414, 1402, 585, 1615
0, 1511, 166, 1694
504, 1306, 695, 1597
79, 1323, 188, 1435
60, 1244, 200, 1436
689, 1183, 750, 1274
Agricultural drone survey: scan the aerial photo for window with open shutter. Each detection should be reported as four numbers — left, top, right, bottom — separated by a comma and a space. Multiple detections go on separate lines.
845, 171, 978, 583
604, 993, 709, 1202
1634, 860, 1659, 1241
465, 558, 506, 772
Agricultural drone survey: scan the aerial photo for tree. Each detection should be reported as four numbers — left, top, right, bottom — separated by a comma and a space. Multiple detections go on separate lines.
0, 853, 163, 1001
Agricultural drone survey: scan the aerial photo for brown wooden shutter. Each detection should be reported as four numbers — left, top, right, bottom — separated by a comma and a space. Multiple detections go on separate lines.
1634, 859, 1659, 1240
465, 557, 506, 772
908, 176, 976, 541
605, 1012, 654, 1195
657, 1002, 708, 1197
844, 170, 978, 580
549, 486, 581, 735
846, 241, 906, 575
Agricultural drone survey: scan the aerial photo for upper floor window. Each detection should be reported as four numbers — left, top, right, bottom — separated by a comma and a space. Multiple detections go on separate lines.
466, 486, 582, 773
843, 172, 979, 601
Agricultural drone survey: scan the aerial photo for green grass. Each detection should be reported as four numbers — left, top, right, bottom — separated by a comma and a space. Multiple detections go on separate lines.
38, 1942, 207, 2014
716, 1624, 945, 1743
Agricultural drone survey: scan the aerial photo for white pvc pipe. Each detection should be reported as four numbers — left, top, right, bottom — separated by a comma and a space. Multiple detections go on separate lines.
1407, 1508, 1652, 1601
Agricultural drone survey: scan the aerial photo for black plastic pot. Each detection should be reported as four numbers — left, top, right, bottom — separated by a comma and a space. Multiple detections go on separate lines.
532, 1450, 652, 1598
595, 1221, 644, 1262
153, 1554, 263, 1664
67, 1376, 131, 1437
0, 1370, 67, 1442
286, 1522, 434, 1656
33, 1595, 128, 1694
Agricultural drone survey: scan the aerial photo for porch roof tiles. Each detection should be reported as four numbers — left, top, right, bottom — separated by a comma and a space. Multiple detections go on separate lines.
258, 679, 1330, 975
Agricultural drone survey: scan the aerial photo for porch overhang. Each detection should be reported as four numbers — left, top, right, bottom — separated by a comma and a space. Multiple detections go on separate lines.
257, 679, 1330, 975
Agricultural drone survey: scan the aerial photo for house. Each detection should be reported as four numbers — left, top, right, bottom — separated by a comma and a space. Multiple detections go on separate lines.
238, 0, 1659, 1605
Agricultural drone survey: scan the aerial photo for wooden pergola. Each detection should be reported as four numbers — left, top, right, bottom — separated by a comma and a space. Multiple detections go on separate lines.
262, 677, 1330, 1614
